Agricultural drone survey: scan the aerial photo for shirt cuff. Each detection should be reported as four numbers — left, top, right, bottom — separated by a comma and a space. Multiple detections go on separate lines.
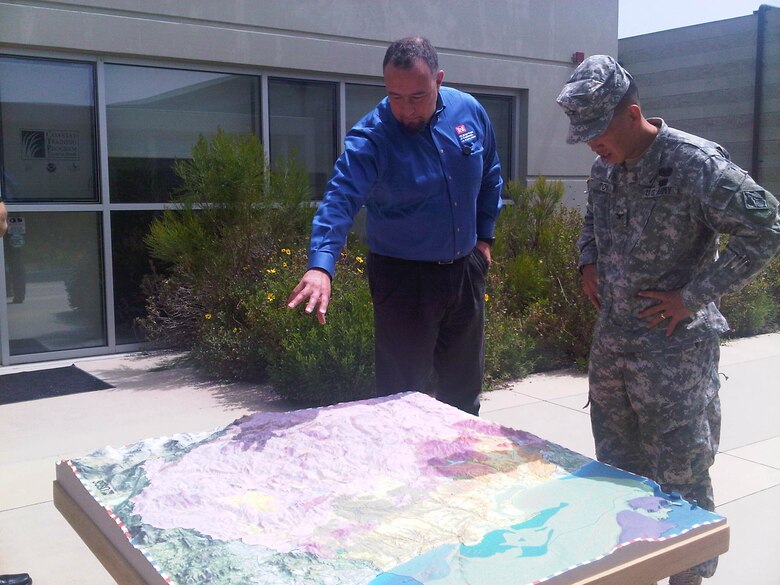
308, 251, 337, 279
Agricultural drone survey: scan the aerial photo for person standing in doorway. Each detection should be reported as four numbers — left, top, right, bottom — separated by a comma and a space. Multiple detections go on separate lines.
0, 189, 34, 585
288, 36, 503, 415
557, 55, 780, 584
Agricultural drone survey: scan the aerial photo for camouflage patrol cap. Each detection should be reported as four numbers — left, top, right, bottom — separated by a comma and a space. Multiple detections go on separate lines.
556, 55, 633, 144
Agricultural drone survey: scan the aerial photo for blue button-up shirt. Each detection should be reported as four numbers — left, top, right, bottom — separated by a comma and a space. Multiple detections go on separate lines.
308, 86, 503, 277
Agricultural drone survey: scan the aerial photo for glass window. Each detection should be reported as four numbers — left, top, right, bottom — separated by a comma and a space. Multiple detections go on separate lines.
0, 57, 98, 202
5, 212, 105, 355
111, 210, 162, 345
105, 65, 261, 203
472, 93, 514, 180
269, 78, 337, 199
345, 83, 386, 130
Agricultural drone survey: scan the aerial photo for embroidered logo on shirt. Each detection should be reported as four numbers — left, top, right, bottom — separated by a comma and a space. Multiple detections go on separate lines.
455, 124, 476, 143
743, 190, 769, 210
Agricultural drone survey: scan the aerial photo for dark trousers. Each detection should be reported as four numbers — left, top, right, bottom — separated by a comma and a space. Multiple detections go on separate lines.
367, 248, 488, 416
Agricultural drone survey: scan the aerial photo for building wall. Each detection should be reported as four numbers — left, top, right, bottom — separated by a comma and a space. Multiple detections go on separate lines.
0, 0, 619, 364
0, 0, 618, 203
619, 5, 780, 196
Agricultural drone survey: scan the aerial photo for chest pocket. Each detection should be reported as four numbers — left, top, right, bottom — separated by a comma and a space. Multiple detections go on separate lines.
588, 178, 614, 248
460, 138, 484, 156
628, 186, 692, 261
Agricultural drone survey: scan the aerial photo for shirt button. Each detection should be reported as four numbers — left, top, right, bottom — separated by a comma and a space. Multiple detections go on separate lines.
456, 227, 460, 232
448, 175, 452, 180
454, 201, 458, 207
440, 148, 444, 154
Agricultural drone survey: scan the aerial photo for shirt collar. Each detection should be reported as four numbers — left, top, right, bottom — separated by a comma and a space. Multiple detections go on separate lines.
429, 92, 446, 127
435, 92, 446, 115
630, 117, 667, 186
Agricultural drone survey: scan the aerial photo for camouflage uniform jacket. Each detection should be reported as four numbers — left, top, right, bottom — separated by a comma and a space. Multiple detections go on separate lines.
578, 118, 780, 352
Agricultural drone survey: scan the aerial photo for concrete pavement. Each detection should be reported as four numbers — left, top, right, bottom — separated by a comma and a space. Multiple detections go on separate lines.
1, 332, 779, 584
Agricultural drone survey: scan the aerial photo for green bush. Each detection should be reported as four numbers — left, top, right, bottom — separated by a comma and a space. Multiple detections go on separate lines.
492, 178, 595, 371
139, 130, 314, 381
242, 244, 376, 405
139, 131, 779, 405
721, 255, 780, 337
483, 294, 536, 385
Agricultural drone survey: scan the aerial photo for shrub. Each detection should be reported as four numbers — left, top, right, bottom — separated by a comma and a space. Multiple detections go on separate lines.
492, 178, 595, 370
721, 255, 780, 337
139, 130, 314, 380
139, 132, 779, 406
140, 130, 375, 404
242, 243, 376, 405
483, 288, 536, 386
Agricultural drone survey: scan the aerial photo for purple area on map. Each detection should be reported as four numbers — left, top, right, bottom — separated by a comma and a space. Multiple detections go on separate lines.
233, 408, 320, 452
453, 419, 545, 446
617, 510, 675, 542
628, 496, 669, 513
414, 418, 549, 480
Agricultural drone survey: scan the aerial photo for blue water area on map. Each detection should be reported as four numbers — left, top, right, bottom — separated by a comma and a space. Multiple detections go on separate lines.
569, 460, 649, 483
369, 573, 425, 585
569, 460, 724, 533
368, 544, 456, 584
460, 502, 567, 559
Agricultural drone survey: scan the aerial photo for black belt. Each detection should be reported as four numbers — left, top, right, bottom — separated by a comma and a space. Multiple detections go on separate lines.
369, 252, 469, 266
436, 256, 469, 265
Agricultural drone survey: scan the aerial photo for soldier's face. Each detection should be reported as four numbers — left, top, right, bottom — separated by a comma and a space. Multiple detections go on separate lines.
384, 59, 444, 133
587, 108, 637, 164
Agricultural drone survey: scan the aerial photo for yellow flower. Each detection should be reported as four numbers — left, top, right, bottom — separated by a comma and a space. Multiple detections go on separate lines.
266, 293, 275, 302
266, 268, 277, 274
484, 294, 490, 302
355, 256, 364, 263
282, 262, 288, 268
281, 248, 291, 255
204, 313, 213, 320
232, 327, 238, 333
357, 268, 364, 274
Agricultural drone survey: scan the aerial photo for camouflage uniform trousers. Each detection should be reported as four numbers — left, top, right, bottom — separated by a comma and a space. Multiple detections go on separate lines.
588, 336, 721, 578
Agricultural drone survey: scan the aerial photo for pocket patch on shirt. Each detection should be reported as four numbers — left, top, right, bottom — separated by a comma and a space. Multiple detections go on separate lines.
455, 123, 479, 154
743, 190, 769, 210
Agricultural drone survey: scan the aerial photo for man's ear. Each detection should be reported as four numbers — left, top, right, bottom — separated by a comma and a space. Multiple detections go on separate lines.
436, 69, 444, 88
627, 103, 643, 124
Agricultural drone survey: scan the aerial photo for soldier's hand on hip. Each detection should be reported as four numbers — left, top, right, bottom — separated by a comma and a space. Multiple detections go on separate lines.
637, 288, 691, 336
580, 263, 600, 311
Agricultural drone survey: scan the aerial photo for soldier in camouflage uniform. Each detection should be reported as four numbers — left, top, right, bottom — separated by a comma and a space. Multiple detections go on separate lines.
556, 55, 780, 585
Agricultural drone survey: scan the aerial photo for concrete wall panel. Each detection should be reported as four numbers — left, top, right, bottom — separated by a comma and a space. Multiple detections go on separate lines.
0, 0, 619, 189
620, 6, 779, 195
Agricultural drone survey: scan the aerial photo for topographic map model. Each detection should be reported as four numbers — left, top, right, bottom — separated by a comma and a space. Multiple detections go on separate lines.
60, 392, 724, 584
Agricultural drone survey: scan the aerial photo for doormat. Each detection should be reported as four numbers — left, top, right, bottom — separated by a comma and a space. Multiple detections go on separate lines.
0, 365, 114, 405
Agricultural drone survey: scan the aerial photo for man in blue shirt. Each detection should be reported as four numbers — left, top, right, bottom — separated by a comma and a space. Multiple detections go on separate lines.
288, 36, 503, 415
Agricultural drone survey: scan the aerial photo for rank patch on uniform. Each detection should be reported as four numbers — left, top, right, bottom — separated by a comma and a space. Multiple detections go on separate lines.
596, 181, 613, 193
743, 190, 769, 210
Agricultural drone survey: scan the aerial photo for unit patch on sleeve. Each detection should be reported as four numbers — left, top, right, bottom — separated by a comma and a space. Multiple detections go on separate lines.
743, 190, 769, 210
